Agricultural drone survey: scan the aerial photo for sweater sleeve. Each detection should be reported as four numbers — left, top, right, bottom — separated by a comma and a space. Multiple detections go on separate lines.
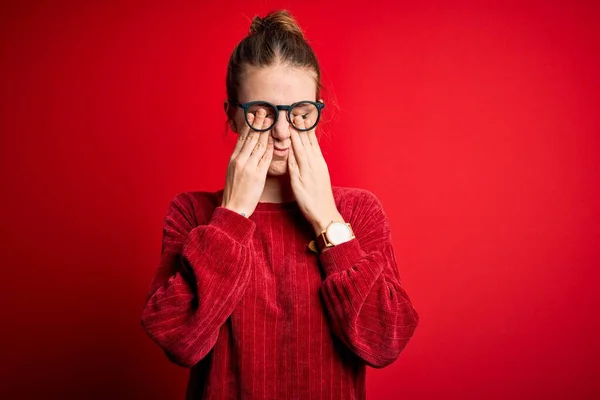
140, 192, 255, 368
319, 190, 419, 368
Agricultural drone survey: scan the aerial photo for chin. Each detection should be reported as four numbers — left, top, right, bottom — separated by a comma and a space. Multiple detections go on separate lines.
267, 159, 288, 176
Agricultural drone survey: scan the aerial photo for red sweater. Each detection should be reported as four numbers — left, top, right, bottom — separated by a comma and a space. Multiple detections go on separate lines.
141, 186, 419, 399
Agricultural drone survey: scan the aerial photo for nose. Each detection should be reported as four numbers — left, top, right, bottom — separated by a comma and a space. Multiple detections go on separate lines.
271, 111, 292, 141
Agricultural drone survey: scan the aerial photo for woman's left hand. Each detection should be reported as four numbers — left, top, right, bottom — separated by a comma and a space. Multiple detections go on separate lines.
287, 115, 344, 235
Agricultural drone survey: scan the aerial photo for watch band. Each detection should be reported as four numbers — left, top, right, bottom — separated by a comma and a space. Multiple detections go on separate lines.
316, 230, 332, 251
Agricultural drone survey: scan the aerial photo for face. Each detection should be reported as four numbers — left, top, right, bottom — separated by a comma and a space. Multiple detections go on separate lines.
231, 63, 320, 176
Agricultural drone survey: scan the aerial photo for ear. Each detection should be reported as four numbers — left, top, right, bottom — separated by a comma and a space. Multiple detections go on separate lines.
317, 98, 324, 104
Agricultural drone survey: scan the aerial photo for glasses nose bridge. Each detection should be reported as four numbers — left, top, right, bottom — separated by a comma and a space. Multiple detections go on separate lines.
275, 105, 292, 123
270, 105, 291, 136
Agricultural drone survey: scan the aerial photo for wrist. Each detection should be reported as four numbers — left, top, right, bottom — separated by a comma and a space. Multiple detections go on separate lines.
222, 204, 249, 218
312, 211, 344, 235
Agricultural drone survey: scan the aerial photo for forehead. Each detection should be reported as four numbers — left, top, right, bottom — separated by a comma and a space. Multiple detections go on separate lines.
238, 63, 317, 104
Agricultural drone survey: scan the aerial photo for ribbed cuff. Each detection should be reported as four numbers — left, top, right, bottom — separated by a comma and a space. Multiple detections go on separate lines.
319, 238, 366, 276
208, 206, 256, 245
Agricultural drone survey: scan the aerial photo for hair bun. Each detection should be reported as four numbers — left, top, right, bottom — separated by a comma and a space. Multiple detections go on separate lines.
249, 10, 304, 38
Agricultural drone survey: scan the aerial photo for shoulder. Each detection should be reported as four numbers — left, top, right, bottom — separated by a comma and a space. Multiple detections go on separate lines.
166, 189, 223, 226
332, 186, 384, 212
332, 186, 391, 239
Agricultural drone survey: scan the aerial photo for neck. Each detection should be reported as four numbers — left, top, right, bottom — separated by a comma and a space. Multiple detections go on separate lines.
259, 174, 296, 203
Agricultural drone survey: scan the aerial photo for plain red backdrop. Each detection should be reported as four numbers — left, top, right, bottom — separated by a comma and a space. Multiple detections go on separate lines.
1, 1, 599, 399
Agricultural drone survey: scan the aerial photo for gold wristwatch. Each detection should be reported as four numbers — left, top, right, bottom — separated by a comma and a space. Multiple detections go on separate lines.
315, 221, 355, 252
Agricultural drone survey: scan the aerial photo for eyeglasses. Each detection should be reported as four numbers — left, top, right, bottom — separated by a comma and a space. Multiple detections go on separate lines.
229, 99, 325, 132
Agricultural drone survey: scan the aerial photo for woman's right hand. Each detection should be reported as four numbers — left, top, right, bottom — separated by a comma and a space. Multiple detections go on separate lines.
221, 108, 274, 218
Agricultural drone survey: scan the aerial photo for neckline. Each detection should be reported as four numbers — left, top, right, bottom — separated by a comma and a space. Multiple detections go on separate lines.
215, 189, 299, 212
254, 200, 299, 211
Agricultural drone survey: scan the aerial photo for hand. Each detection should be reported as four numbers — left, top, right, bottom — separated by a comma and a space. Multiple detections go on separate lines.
287, 114, 343, 234
221, 109, 274, 218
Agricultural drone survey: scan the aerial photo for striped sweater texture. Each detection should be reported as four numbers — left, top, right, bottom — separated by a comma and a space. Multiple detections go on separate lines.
141, 186, 419, 399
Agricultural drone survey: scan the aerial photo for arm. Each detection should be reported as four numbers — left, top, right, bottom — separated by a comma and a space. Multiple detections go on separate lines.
319, 191, 419, 368
140, 192, 255, 368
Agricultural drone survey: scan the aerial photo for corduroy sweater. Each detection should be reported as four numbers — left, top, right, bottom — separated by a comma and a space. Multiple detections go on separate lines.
141, 186, 419, 399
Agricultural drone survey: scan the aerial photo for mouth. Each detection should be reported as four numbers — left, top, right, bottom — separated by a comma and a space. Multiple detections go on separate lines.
273, 147, 289, 156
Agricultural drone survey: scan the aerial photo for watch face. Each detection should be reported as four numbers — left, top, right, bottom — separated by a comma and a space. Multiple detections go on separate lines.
326, 222, 352, 245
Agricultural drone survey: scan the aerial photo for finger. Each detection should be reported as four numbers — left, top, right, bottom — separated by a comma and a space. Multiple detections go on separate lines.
261, 114, 274, 132
251, 107, 268, 132
295, 115, 312, 149
258, 135, 274, 171
237, 113, 263, 162
294, 115, 315, 163
290, 124, 308, 170
249, 116, 272, 162
303, 111, 317, 144
287, 140, 299, 176
231, 113, 253, 159
301, 112, 322, 156
307, 127, 322, 156
302, 113, 315, 144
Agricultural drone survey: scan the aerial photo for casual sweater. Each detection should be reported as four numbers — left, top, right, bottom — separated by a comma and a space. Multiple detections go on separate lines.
141, 186, 419, 399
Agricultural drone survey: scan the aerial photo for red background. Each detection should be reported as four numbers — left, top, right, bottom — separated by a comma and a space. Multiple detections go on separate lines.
1, 1, 599, 399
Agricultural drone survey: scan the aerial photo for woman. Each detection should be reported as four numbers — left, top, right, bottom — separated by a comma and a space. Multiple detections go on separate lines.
141, 10, 419, 399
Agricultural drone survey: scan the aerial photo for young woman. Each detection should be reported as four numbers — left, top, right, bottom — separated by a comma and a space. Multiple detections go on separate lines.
141, 10, 419, 399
